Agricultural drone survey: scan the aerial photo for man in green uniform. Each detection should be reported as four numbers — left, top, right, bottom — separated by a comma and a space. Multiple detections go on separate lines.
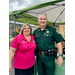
33, 13, 64, 75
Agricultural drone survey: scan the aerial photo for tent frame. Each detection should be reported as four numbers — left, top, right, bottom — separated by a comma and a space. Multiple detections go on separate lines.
9, 2, 65, 37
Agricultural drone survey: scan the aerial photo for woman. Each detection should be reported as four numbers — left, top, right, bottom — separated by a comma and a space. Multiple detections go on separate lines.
9, 24, 36, 75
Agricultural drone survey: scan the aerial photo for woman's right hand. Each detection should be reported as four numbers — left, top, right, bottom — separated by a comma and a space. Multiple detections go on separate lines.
9, 47, 17, 72
9, 64, 12, 72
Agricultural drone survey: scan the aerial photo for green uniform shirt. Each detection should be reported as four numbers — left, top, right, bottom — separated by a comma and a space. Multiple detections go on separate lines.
33, 25, 64, 51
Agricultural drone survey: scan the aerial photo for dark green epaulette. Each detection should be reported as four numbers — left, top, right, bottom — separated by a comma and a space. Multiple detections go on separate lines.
33, 27, 41, 35
34, 27, 41, 32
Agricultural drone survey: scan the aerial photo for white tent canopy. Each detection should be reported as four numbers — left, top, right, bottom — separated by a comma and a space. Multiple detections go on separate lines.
25, 1, 65, 23
9, 0, 65, 36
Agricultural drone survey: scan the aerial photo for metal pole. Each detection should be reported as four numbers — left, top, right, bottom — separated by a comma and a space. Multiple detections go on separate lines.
25, 11, 39, 14
10, 20, 11, 37
25, 4, 65, 14
53, 8, 65, 26
14, 16, 16, 37
54, 8, 65, 23
40, 4, 65, 13
9, 16, 12, 37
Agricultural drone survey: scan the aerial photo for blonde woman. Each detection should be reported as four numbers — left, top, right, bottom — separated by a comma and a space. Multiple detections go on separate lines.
9, 24, 36, 75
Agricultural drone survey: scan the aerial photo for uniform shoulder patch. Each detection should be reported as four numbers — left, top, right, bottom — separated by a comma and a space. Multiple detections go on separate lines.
56, 30, 60, 34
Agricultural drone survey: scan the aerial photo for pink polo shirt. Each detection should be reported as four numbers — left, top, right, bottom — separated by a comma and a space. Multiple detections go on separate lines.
10, 34, 36, 69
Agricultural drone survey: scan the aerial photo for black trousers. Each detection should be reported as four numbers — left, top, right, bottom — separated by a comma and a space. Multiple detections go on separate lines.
15, 66, 34, 75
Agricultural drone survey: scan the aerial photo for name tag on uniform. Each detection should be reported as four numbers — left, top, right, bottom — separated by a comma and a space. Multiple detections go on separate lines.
22, 41, 27, 43
32, 39, 35, 42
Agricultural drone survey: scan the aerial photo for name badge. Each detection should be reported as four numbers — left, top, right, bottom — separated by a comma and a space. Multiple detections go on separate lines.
22, 41, 27, 43
32, 39, 35, 42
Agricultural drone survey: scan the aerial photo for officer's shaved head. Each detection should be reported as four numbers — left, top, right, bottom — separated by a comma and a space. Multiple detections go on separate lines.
38, 13, 47, 19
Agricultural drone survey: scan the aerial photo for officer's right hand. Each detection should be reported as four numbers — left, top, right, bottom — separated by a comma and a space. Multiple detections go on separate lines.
9, 64, 12, 72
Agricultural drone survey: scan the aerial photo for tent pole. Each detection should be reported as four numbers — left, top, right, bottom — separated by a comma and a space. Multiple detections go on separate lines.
14, 16, 16, 37
53, 8, 65, 26
25, 12, 39, 14
9, 16, 12, 37
40, 4, 65, 13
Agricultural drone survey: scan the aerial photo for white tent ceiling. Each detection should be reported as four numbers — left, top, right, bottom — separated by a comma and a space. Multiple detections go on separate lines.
25, 1, 65, 23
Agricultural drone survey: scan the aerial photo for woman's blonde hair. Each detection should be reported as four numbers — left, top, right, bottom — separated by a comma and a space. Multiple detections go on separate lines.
19, 24, 32, 35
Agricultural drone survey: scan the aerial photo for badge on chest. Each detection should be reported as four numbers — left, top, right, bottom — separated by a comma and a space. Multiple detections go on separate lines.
44, 31, 49, 36
46, 31, 49, 33
44, 30, 52, 37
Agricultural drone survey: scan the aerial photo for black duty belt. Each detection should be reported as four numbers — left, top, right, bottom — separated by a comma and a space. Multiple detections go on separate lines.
38, 49, 57, 58
38, 51, 48, 56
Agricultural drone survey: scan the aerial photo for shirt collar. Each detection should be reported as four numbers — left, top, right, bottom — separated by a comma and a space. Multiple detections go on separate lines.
20, 34, 26, 40
44, 25, 48, 31
38, 25, 48, 31
20, 34, 32, 41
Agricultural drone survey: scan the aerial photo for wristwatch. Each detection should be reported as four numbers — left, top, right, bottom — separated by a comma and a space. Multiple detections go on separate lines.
59, 54, 63, 57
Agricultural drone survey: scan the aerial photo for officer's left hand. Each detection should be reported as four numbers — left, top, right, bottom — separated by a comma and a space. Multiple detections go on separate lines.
57, 56, 63, 66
